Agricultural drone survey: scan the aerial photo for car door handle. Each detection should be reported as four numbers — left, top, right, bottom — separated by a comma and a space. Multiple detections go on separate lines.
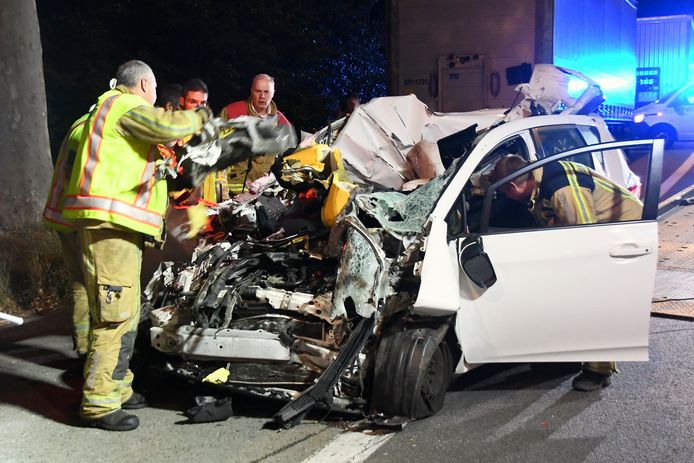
609, 243, 653, 258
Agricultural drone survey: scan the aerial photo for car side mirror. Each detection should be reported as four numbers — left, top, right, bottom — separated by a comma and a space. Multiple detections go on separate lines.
459, 237, 497, 289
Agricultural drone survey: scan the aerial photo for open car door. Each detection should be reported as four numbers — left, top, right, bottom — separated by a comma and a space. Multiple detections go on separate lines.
452, 140, 663, 364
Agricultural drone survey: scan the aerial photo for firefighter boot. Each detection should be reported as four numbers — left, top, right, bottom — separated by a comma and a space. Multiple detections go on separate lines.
122, 392, 148, 409
571, 370, 612, 391
81, 409, 139, 431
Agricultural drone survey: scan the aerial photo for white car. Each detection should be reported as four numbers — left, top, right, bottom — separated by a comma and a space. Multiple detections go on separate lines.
145, 96, 663, 425
633, 81, 694, 148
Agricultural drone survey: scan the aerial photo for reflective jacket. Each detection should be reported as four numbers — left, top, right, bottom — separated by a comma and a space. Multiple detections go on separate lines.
219, 99, 290, 197
529, 161, 643, 226
43, 114, 89, 231
63, 87, 208, 236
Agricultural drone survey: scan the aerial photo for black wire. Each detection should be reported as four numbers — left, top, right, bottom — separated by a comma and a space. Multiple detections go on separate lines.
241, 156, 254, 194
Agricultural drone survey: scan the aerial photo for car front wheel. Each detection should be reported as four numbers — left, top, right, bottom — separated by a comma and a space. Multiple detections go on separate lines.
371, 327, 452, 418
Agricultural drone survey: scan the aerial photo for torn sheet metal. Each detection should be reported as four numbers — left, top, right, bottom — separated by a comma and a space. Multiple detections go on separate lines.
306, 94, 499, 190
250, 287, 335, 323
150, 325, 292, 361
503, 64, 605, 121
175, 116, 297, 188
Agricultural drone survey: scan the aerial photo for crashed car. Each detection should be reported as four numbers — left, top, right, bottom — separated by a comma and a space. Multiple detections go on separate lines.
145, 66, 663, 426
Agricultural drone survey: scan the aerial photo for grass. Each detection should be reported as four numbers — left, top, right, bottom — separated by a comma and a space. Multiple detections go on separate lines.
0, 224, 72, 318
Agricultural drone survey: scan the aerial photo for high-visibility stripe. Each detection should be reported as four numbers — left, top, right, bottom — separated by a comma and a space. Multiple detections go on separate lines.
43, 207, 73, 228
46, 120, 89, 212
560, 161, 594, 224
134, 146, 157, 209
80, 95, 120, 195
593, 177, 640, 203
47, 155, 68, 211
126, 109, 199, 135
82, 395, 121, 406
64, 195, 162, 229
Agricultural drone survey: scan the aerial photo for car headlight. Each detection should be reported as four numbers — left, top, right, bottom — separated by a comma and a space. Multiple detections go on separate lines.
634, 112, 662, 123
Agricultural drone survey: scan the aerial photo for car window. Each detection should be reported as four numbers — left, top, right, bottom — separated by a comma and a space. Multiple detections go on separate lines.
477, 144, 649, 234
532, 125, 594, 168
446, 135, 533, 236
673, 86, 694, 108
577, 125, 606, 170
656, 87, 680, 103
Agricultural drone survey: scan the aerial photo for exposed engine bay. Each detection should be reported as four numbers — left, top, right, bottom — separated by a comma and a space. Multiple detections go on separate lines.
145, 149, 460, 425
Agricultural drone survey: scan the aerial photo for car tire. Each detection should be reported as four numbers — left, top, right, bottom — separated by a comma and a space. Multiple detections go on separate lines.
649, 124, 676, 149
371, 327, 452, 418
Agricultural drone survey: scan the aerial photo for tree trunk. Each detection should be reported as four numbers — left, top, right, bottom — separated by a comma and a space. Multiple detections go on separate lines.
0, 0, 53, 229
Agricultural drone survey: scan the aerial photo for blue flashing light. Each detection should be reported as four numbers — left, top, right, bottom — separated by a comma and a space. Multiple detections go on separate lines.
553, 0, 636, 107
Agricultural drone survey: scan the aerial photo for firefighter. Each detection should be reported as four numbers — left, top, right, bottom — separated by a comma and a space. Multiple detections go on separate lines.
180, 78, 208, 110
62, 60, 211, 431
219, 74, 291, 197
42, 114, 90, 358
178, 78, 219, 202
490, 154, 643, 391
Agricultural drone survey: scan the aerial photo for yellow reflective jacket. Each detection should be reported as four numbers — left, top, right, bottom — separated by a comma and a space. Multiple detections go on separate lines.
62, 88, 206, 236
529, 161, 643, 226
43, 114, 89, 231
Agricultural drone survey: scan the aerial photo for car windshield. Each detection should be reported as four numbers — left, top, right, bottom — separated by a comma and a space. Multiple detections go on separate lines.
655, 87, 683, 104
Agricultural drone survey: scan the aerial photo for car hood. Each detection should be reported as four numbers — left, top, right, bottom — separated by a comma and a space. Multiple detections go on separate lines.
634, 102, 667, 115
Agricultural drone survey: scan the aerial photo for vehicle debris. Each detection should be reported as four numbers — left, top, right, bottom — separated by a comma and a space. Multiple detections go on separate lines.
184, 395, 234, 423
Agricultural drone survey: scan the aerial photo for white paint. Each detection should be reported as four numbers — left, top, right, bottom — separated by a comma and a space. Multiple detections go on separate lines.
302, 431, 393, 463
455, 222, 657, 364
417, 137, 660, 367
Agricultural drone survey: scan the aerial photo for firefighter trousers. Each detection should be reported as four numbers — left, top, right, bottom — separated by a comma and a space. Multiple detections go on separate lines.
78, 227, 142, 418
58, 231, 90, 354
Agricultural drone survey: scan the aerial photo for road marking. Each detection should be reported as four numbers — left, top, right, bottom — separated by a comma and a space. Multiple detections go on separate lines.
660, 151, 694, 197
302, 431, 393, 463
485, 386, 567, 441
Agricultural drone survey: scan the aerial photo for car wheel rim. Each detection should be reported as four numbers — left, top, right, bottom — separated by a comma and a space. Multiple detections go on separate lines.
421, 348, 445, 404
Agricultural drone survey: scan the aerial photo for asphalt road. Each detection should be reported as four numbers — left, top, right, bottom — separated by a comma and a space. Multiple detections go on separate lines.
654, 141, 694, 200
1, 308, 692, 463
366, 315, 694, 462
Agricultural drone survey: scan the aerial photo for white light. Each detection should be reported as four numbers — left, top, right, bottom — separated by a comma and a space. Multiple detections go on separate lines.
633, 113, 645, 123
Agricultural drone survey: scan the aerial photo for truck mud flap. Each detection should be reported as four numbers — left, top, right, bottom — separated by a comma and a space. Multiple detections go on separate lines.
273, 314, 375, 428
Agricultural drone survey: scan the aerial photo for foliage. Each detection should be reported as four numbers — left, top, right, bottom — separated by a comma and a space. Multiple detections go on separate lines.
36, 0, 387, 156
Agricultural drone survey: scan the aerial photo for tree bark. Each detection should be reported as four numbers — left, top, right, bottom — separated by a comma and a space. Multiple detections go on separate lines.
0, 0, 53, 228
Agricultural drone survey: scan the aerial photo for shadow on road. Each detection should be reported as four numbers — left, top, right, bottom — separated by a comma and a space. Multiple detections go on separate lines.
0, 371, 82, 426
448, 362, 582, 392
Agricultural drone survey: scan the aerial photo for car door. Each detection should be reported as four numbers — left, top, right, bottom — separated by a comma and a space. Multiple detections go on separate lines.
451, 139, 663, 364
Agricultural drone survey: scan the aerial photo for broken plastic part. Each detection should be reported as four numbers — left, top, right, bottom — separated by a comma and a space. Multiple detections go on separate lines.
272, 314, 376, 428
184, 396, 234, 423
202, 367, 231, 384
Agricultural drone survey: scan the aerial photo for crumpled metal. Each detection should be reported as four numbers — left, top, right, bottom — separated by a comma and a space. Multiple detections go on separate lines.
176, 116, 297, 187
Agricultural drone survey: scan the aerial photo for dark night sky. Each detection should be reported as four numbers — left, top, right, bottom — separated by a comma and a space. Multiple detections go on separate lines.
35, 0, 387, 154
